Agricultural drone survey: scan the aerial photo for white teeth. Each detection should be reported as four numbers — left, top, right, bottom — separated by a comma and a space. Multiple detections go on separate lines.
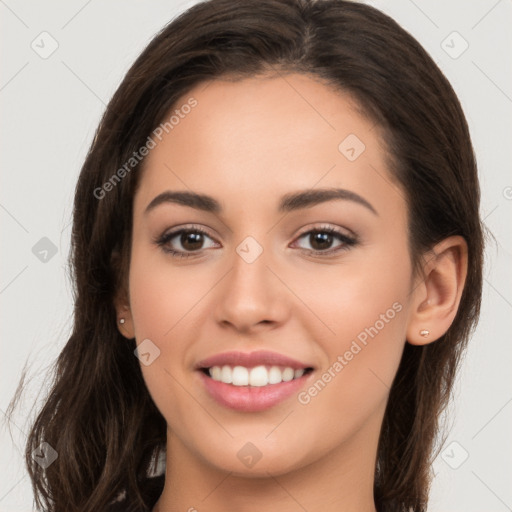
249, 365, 268, 387
282, 367, 294, 382
231, 366, 249, 386
221, 365, 232, 383
268, 366, 282, 384
210, 366, 222, 381
208, 365, 308, 386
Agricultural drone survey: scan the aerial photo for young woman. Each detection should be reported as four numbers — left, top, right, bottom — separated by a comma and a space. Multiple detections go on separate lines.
16, 0, 484, 510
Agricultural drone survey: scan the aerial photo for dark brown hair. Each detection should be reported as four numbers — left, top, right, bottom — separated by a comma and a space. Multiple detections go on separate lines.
8, 0, 484, 510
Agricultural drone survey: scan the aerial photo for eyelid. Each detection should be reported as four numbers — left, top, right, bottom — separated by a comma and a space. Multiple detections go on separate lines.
294, 222, 357, 239
157, 223, 216, 239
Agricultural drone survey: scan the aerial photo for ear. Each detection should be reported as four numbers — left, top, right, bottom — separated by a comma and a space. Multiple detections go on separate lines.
406, 236, 468, 346
112, 250, 135, 340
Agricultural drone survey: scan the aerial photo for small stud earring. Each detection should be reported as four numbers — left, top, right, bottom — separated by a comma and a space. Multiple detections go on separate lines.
119, 318, 125, 325
420, 329, 429, 338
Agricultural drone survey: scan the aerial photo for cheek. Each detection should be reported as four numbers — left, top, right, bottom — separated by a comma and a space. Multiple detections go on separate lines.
292, 248, 411, 422
127, 249, 219, 413
294, 246, 410, 350
128, 248, 214, 341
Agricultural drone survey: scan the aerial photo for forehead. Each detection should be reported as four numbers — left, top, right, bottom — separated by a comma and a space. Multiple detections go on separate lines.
134, 73, 402, 218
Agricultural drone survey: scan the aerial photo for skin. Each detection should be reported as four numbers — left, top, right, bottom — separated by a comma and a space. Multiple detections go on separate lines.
115, 73, 468, 512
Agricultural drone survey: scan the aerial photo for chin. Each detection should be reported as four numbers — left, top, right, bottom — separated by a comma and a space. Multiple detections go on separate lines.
191, 434, 317, 478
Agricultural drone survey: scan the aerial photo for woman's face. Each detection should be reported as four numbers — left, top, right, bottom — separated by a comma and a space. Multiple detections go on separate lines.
125, 73, 419, 477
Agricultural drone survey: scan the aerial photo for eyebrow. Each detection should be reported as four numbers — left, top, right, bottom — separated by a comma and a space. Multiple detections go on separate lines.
144, 187, 378, 216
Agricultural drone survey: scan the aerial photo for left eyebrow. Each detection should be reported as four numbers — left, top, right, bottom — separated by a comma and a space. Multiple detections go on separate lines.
278, 188, 378, 216
144, 187, 378, 216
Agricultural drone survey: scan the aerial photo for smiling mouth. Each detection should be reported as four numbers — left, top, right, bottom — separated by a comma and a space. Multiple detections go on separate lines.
200, 365, 314, 387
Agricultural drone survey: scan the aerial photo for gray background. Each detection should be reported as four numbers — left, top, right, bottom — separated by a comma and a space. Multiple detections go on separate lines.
1, 0, 511, 510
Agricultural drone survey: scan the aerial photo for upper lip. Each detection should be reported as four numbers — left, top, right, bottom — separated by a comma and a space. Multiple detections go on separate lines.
195, 350, 313, 370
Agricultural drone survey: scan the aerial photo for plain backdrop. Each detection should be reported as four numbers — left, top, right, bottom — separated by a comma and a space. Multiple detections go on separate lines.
1, 0, 511, 510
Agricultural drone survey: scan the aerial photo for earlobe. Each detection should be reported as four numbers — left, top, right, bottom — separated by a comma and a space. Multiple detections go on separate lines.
114, 295, 136, 339
407, 236, 468, 346
116, 308, 135, 339
111, 250, 135, 339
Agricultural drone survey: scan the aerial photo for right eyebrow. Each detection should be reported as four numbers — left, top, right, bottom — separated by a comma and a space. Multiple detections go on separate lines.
145, 191, 221, 215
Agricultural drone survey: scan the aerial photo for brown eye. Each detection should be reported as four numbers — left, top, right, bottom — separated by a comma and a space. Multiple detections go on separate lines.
308, 231, 335, 251
179, 231, 205, 251
155, 227, 218, 257
293, 226, 358, 256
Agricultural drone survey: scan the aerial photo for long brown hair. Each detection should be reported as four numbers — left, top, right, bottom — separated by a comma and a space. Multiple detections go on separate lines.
8, 0, 484, 510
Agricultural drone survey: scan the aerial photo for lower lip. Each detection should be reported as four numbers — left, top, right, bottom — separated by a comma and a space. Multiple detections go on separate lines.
198, 371, 311, 412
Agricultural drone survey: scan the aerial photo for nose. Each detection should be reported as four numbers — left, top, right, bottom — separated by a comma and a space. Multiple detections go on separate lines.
214, 240, 290, 334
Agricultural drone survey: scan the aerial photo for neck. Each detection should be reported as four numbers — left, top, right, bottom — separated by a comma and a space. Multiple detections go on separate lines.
153, 415, 381, 512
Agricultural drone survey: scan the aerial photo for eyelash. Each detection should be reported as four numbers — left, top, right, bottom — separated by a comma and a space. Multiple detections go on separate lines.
154, 224, 358, 259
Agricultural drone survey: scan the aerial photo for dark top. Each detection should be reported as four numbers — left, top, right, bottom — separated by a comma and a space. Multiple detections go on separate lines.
107, 474, 165, 512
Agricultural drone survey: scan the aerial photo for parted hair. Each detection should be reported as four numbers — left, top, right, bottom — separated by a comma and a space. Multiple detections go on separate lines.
10, 1, 483, 511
